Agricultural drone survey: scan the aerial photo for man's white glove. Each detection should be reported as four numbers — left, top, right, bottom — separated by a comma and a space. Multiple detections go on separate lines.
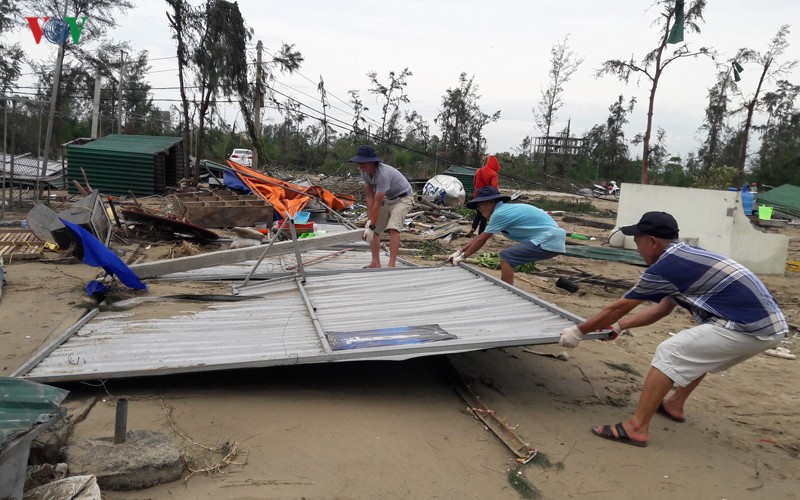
363, 220, 375, 243
449, 250, 465, 265
607, 322, 629, 340
559, 325, 584, 348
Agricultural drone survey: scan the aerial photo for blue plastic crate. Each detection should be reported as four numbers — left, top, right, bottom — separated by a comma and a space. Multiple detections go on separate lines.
293, 211, 310, 224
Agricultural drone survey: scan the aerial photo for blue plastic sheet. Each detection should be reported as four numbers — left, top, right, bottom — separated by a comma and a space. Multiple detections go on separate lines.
223, 170, 252, 194
60, 218, 147, 291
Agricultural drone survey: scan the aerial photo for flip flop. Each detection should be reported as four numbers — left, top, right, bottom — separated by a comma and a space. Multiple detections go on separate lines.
656, 402, 686, 423
591, 423, 647, 447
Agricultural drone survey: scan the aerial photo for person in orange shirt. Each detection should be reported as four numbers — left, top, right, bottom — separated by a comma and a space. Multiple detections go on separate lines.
465, 155, 501, 238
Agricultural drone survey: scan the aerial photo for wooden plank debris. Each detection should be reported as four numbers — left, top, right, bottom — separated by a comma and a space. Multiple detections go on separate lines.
0, 230, 45, 260
171, 192, 273, 228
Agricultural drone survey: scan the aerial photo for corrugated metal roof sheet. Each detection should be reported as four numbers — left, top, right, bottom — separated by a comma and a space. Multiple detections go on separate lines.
0, 377, 68, 453
73, 135, 183, 154
16, 258, 604, 383
66, 135, 184, 196
1, 154, 64, 187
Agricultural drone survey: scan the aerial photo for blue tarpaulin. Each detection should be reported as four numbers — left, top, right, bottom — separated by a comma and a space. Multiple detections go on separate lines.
60, 218, 147, 291
223, 170, 252, 194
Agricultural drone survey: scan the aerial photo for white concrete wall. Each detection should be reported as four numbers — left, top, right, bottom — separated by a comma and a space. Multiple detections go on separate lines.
615, 184, 788, 274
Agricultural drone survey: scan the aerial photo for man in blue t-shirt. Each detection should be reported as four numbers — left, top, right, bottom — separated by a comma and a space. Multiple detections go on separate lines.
449, 186, 566, 285
559, 211, 787, 448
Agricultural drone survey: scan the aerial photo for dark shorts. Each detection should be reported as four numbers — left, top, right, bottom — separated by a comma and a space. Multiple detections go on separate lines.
499, 241, 562, 267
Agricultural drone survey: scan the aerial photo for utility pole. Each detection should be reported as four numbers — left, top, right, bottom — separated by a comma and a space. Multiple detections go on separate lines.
35, 102, 44, 198
252, 40, 263, 169
91, 72, 102, 138
117, 50, 127, 134
2, 99, 7, 218
9, 100, 15, 208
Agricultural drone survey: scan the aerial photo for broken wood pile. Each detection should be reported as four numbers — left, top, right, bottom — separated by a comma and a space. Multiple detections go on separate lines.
403, 196, 468, 241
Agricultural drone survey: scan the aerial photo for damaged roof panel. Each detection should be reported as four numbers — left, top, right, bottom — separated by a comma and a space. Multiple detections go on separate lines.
161, 246, 378, 281
17, 263, 599, 383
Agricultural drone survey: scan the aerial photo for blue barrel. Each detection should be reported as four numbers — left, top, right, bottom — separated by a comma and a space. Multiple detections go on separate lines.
741, 190, 754, 216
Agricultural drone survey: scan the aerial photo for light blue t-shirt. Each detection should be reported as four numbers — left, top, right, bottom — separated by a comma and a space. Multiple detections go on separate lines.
485, 202, 566, 253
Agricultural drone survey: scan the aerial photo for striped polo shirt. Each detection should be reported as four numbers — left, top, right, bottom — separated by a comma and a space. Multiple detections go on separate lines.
624, 242, 787, 338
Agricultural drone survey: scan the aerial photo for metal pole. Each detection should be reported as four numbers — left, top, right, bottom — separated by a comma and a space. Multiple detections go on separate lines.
114, 398, 128, 444
236, 216, 290, 290
9, 101, 15, 210
117, 51, 126, 134
287, 214, 306, 283
35, 102, 44, 200
2, 98, 6, 219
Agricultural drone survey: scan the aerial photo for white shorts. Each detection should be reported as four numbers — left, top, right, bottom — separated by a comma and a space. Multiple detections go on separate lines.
651, 323, 784, 387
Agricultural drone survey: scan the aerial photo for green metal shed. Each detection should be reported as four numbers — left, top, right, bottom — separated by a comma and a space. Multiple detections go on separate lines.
443, 165, 477, 197
67, 135, 185, 196
755, 184, 800, 219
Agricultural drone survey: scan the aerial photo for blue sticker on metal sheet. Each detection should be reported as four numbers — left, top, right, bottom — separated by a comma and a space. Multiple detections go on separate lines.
327, 324, 456, 350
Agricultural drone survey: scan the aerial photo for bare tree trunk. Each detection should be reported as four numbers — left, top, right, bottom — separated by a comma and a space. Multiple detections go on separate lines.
736, 63, 769, 188
542, 123, 551, 174
640, 79, 660, 185
193, 87, 212, 187
167, 2, 192, 184
177, 62, 191, 182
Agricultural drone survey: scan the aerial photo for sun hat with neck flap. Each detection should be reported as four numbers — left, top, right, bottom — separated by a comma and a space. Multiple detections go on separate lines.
465, 186, 512, 209
349, 145, 382, 163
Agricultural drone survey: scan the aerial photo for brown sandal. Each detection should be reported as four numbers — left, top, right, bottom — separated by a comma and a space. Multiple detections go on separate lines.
592, 423, 647, 447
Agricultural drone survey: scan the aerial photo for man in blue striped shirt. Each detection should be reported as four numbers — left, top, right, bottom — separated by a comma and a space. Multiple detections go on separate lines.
559, 211, 787, 447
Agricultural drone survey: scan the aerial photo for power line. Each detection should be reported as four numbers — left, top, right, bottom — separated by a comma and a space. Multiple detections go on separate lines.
261, 47, 368, 118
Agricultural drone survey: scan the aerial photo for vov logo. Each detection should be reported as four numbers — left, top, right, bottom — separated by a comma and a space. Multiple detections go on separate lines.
26, 16, 88, 45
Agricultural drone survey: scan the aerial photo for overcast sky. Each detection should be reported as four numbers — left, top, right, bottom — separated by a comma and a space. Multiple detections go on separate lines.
12, 0, 800, 161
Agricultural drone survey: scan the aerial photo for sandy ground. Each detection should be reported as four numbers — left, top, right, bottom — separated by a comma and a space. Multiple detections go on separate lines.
2, 197, 800, 500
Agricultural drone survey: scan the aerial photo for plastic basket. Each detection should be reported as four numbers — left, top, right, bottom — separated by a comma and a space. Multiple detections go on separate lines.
758, 206, 773, 220
293, 211, 311, 224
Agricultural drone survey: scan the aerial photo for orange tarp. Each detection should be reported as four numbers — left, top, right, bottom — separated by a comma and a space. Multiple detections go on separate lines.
227, 161, 355, 218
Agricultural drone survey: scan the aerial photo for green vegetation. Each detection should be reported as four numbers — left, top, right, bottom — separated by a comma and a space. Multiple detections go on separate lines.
455, 207, 476, 218
602, 361, 642, 377
415, 240, 447, 260
522, 196, 595, 213
507, 465, 541, 499
474, 252, 538, 273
